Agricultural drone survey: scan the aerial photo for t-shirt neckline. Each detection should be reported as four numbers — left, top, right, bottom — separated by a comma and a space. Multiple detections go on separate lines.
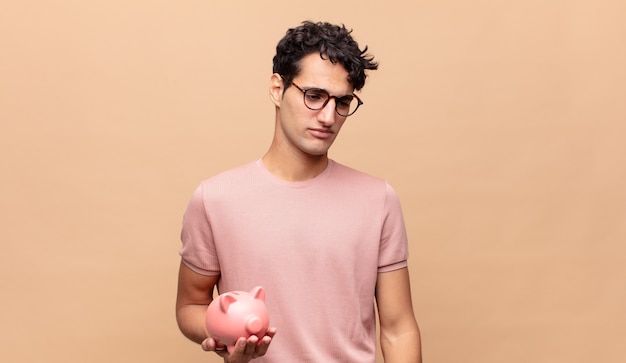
255, 159, 335, 189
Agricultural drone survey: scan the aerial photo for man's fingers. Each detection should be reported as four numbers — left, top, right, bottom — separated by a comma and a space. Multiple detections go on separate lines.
266, 327, 277, 338
243, 336, 259, 356
253, 336, 273, 357
225, 338, 247, 362
204, 334, 274, 362
201, 337, 215, 351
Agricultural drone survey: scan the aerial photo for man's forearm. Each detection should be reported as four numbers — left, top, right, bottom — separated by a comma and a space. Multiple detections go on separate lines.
380, 329, 422, 363
176, 304, 210, 344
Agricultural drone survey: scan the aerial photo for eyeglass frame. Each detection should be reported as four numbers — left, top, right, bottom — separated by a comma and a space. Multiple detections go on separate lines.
288, 81, 364, 117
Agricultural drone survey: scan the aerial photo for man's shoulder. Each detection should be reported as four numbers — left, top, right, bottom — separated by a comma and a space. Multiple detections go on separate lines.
194, 160, 261, 199
330, 159, 386, 184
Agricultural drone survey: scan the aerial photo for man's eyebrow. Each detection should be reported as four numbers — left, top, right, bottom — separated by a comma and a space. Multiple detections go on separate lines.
303, 86, 354, 98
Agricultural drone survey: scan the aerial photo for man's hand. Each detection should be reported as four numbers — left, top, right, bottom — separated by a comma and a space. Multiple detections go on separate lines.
201, 327, 277, 363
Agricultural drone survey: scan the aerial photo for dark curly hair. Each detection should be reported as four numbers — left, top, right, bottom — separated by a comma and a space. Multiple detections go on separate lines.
272, 21, 378, 91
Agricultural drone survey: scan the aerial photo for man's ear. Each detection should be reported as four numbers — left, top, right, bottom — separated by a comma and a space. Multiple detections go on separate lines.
269, 73, 284, 107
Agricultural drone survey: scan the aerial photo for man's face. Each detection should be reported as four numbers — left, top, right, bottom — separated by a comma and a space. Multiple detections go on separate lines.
271, 53, 354, 158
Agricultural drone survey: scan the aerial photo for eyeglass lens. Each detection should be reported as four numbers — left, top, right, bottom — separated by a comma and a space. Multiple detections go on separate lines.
303, 88, 359, 116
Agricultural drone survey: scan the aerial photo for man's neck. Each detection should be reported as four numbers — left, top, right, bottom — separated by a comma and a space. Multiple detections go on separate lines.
261, 148, 329, 182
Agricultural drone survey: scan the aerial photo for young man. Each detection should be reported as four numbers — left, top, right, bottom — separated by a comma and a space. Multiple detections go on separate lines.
176, 21, 422, 363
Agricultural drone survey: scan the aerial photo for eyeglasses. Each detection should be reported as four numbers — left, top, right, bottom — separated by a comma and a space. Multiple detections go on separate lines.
290, 81, 363, 117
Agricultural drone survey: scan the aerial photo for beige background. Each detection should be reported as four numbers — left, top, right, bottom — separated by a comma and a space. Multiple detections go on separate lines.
1, 1, 625, 362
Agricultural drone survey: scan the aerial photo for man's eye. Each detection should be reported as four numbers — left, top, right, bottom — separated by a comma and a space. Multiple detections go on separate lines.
306, 90, 327, 101
338, 97, 354, 108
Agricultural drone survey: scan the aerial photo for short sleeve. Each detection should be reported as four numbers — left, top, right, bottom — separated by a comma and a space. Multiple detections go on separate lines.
378, 182, 409, 272
179, 184, 221, 275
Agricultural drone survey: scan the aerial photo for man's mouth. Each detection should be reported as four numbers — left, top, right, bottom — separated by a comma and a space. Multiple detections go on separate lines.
308, 128, 334, 139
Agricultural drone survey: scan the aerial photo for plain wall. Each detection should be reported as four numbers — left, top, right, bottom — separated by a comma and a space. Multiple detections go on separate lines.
1, 1, 624, 362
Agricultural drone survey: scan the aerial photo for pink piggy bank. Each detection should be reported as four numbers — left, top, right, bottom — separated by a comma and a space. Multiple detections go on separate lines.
205, 286, 270, 352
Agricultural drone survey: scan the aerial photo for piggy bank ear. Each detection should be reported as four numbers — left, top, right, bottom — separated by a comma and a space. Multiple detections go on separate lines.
219, 293, 237, 313
250, 286, 265, 302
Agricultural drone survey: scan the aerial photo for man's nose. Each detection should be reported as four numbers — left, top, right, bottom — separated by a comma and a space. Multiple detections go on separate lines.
317, 98, 337, 125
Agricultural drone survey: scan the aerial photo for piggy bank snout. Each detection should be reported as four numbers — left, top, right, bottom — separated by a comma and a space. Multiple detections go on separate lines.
245, 315, 263, 334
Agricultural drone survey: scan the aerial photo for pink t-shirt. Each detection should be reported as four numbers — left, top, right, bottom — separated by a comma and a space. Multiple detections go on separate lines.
180, 159, 409, 362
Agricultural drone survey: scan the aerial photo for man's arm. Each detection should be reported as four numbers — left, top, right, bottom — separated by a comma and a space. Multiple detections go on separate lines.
376, 267, 422, 363
176, 260, 218, 344
176, 261, 276, 362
